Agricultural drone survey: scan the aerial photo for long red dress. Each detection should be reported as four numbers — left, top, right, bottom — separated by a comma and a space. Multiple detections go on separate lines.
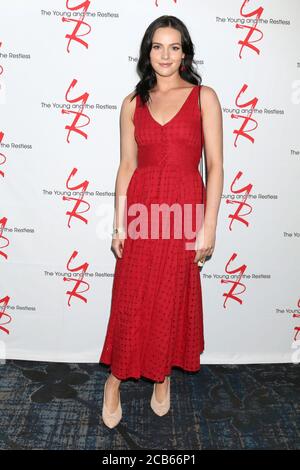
99, 84, 206, 382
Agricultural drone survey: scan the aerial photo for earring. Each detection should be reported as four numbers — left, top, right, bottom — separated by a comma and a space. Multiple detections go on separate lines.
180, 58, 186, 72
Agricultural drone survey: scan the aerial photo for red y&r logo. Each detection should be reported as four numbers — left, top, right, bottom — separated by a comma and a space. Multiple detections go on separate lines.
227, 171, 253, 231
237, 0, 264, 58
0, 217, 9, 260
62, 79, 90, 143
62, 168, 90, 227
63, 251, 90, 306
0, 132, 6, 178
294, 299, 300, 340
0, 295, 11, 335
63, 0, 91, 52
231, 84, 258, 147
221, 253, 247, 308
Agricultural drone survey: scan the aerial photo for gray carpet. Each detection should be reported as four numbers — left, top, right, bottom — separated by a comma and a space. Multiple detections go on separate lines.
0, 360, 299, 450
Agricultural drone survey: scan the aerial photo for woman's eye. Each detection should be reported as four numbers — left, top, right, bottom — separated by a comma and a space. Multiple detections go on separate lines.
152, 45, 180, 50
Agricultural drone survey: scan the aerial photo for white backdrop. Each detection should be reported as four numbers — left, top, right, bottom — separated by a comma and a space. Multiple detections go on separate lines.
0, 0, 299, 365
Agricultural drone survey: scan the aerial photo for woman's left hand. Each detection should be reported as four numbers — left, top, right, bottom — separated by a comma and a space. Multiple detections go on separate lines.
193, 224, 216, 264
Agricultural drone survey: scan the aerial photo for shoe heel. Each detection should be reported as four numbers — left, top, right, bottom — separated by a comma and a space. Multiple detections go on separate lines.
102, 380, 122, 428
150, 376, 170, 416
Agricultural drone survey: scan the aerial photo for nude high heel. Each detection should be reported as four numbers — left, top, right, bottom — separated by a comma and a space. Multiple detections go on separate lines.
150, 376, 170, 416
102, 379, 122, 428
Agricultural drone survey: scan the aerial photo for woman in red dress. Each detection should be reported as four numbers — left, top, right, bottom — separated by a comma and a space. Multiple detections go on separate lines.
100, 15, 223, 428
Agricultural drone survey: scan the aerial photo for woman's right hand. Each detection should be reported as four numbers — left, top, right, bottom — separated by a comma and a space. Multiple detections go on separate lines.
111, 234, 125, 259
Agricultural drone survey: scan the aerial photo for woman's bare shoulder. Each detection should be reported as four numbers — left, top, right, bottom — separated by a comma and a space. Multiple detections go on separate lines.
200, 85, 221, 104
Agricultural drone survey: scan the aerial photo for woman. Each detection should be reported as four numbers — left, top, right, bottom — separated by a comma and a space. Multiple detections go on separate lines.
100, 15, 223, 428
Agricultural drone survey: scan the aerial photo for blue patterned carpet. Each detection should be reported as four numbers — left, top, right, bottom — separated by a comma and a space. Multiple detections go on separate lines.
0, 360, 299, 450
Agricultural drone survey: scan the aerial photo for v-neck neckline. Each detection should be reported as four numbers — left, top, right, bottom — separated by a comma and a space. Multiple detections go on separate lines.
146, 85, 198, 128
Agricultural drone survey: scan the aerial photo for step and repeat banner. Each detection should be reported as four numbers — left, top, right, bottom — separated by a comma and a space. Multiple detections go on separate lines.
0, 0, 299, 365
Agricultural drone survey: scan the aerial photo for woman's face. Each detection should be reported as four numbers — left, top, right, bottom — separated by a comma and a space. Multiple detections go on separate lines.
149, 27, 184, 77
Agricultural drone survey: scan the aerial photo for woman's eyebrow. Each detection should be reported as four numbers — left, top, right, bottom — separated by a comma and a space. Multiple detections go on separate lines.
152, 42, 181, 46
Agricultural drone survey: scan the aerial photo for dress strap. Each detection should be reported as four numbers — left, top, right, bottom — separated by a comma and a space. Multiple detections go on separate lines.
198, 85, 204, 144
133, 92, 140, 124
198, 85, 202, 113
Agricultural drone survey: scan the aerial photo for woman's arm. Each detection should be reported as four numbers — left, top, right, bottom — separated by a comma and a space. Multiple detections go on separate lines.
112, 92, 138, 257
202, 85, 224, 230
194, 85, 224, 263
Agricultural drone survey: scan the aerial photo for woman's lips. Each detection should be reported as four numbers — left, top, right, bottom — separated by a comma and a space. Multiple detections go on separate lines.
159, 63, 172, 67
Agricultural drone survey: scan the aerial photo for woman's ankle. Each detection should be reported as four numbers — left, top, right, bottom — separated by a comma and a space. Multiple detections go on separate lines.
107, 373, 121, 387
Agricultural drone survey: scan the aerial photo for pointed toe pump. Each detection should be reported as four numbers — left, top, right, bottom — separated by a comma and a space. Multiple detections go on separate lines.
150, 376, 171, 416
102, 380, 122, 428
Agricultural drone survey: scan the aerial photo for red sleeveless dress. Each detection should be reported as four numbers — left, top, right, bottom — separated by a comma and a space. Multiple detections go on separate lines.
99, 85, 206, 382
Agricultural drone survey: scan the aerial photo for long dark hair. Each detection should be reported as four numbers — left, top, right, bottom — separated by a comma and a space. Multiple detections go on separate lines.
131, 15, 202, 105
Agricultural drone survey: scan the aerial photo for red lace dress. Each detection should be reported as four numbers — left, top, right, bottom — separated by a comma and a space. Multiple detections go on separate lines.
99, 85, 206, 382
